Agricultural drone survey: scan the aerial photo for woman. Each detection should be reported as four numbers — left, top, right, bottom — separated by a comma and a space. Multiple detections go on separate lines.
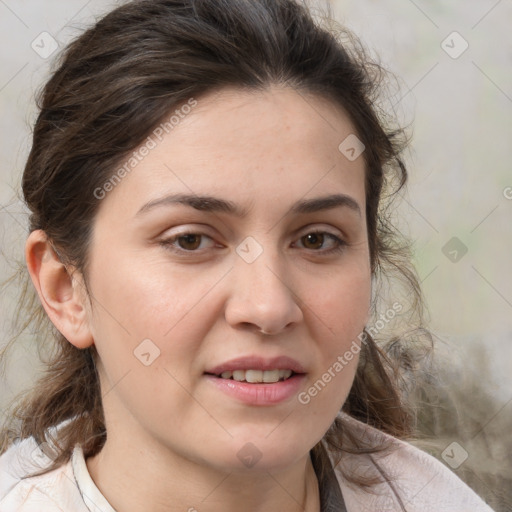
0, 0, 495, 510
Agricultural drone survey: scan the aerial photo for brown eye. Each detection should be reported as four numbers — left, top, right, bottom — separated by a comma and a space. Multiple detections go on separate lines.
302, 232, 325, 250
160, 232, 216, 254
176, 234, 202, 250
295, 231, 347, 255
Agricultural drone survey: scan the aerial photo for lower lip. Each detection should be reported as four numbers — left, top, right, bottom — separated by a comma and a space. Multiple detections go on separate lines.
205, 374, 306, 405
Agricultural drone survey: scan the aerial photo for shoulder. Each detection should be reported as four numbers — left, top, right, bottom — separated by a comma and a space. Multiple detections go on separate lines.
0, 436, 87, 512
329, 413, 495, 512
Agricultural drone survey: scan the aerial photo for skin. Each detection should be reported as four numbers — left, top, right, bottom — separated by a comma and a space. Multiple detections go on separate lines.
26, 85, 371, 512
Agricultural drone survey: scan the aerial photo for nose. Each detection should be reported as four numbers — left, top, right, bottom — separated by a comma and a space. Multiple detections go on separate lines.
224, 244, 303, 335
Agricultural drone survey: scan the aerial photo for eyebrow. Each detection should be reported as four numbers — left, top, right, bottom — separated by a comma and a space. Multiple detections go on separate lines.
136, 192, 361, 218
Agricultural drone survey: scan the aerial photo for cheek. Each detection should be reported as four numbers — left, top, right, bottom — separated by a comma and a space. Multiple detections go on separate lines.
86, 253, 216, 433
86, 251, 228, 383
297, 276, 370, 432
299, 265, 370, 409
89, 248, 186, 333
308, 264, 371, 344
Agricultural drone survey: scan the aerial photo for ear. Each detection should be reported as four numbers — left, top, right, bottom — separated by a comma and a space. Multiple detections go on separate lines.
25, 229, 94, 349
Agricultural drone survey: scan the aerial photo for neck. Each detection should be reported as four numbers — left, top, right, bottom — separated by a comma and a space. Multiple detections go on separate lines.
86, 430, 321, 512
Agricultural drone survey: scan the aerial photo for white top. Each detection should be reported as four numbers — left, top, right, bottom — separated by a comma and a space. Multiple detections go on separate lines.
0, 414, 494, 511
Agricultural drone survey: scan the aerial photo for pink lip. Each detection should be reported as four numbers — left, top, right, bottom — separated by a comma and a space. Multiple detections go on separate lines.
205, 374, 306, 405
205, 355, 307, 375
204, 355, 307, 406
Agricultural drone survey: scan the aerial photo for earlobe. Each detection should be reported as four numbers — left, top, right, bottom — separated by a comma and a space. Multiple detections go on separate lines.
25, 229, 94, 349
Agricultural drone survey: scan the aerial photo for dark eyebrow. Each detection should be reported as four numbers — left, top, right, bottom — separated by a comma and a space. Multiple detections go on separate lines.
136, 193, 249, 217
136, 193, 361, 218
290, 194, 361, 216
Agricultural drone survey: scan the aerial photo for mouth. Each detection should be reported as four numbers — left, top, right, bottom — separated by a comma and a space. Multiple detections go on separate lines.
204, 371, 306, 405
205, 368, 298, 384
203, 355, 307, 405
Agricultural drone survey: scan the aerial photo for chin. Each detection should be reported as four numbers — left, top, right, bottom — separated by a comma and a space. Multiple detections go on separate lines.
210, 434, 313, 474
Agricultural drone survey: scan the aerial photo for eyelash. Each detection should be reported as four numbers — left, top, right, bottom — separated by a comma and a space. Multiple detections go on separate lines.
159, 230, 347, 256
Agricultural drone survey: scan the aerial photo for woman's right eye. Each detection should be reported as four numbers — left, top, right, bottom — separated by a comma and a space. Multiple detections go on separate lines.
160, 233, 217, 253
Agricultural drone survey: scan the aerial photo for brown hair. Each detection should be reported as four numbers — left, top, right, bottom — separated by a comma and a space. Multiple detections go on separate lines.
1, 0, 430, 508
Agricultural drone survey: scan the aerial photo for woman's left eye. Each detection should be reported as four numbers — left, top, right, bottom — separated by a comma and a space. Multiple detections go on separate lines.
159, 230, 346, 256
293, 231, 347, 255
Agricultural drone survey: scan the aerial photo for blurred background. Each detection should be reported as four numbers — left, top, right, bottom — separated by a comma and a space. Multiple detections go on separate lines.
0, 0, 510, 509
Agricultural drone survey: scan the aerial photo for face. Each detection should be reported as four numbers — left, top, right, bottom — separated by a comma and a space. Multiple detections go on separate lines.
84, 86, 371, 472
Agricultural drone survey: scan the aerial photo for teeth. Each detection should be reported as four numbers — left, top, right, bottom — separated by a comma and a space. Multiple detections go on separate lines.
233, 370, 245, 382
219, 369, 293, 383
245, 369, 263, 383
263, 369, 280, 383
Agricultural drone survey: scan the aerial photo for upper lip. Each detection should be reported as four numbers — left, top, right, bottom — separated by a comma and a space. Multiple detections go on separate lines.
205, 355, 307, 375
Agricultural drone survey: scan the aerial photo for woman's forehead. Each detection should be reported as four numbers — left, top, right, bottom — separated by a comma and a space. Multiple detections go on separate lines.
95, 86, 366, 218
